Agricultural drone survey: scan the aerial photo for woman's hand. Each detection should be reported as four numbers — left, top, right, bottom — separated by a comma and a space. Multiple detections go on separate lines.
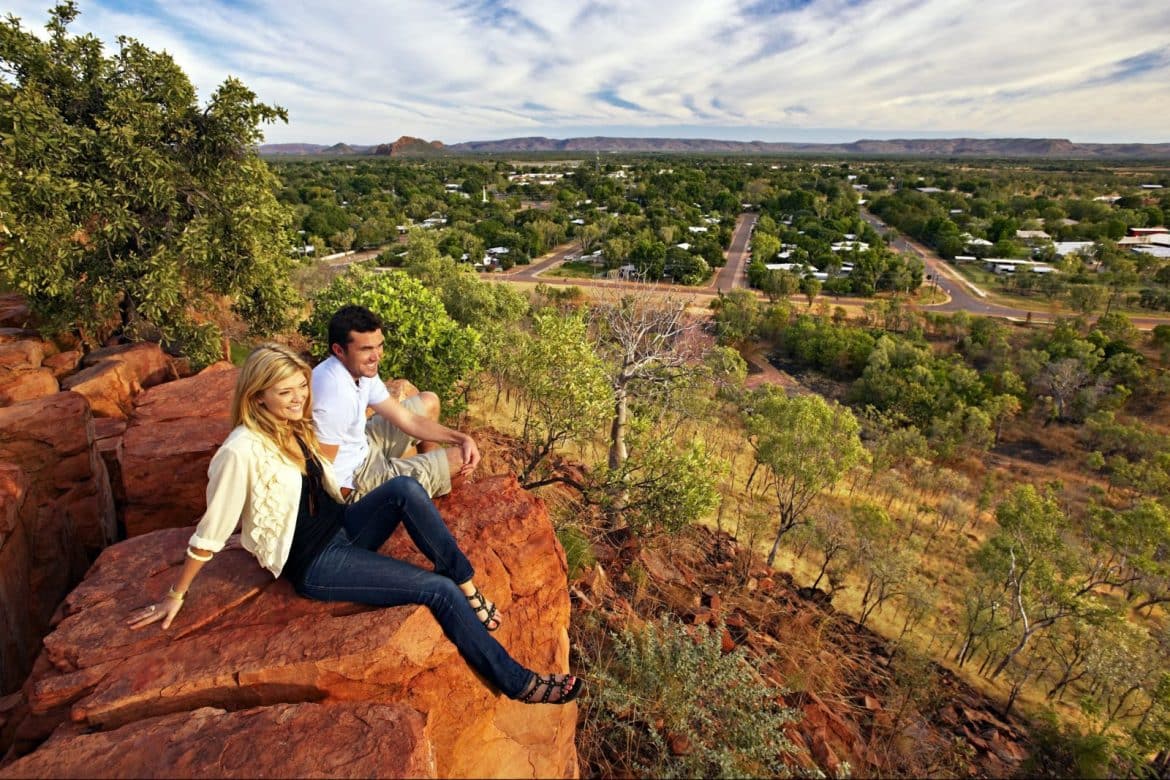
125, 594, 184, 630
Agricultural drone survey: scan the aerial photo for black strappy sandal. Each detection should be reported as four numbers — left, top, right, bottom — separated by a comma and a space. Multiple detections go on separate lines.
519, 674, 584, 705
466, 587, 501, 632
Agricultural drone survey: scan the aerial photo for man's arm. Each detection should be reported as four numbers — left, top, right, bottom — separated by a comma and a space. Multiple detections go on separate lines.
369, 396, 480, 475
318, 442, 340, 462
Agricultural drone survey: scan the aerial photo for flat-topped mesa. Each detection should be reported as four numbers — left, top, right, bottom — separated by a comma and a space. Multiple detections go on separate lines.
2, 475, 578, 779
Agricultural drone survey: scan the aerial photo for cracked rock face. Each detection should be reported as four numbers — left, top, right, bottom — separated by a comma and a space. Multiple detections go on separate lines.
2, 476, 578, 779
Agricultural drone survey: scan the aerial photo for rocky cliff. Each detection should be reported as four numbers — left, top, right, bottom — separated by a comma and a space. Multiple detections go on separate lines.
0, 309, 578, 777
1, 476, 577, 778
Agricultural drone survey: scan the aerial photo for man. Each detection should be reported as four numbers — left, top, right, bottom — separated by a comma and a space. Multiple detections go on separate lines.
311, 305, 479, 501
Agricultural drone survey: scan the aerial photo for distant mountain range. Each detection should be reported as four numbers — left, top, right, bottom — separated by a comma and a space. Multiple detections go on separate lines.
259, 135, 1170, 159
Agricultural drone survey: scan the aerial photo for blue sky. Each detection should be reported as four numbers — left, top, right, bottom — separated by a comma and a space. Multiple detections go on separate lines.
6, 0, 1170, 145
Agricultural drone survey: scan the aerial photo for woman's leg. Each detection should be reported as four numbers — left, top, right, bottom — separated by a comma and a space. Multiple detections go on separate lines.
296, 539, 532, 698
343, 475, 474, 585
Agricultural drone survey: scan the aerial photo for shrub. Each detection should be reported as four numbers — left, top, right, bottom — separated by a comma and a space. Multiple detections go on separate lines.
555, 524, 596, 581
581, 615, 797, 777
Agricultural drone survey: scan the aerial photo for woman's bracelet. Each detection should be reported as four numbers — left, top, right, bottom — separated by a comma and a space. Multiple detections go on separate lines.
166, 586, 186, 602
186, 547, 213, 562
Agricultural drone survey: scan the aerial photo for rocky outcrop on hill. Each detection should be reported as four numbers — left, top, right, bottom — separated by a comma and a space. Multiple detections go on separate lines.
60, 342, 180, 419
0, 392, 116, 695
1, 701, 433, 779
373, 136, 446, 156
0, 330, 57, 407
119, 363, 238, 537
0, 309, 577, 777
1, 476, 576, 778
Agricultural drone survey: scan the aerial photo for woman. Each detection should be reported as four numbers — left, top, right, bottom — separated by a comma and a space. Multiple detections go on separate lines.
126, 344, 582, 705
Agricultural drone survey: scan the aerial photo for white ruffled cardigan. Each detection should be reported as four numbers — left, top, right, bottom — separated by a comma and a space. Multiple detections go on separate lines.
189, 425, 345, 578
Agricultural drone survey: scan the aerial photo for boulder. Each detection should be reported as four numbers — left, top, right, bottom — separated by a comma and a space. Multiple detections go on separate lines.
0, 369, 57, 407
0, 467, 36, 694
0, 390, 116, 580
0, 342, 43, 371
0, 702, 434, 779
3, 476, 577, 779
120, 364, 238, 537
0, 335, 56, 408
0, 330, 41, 346
60, 361, 140, 419
60, 343, 179, 419
41, 351, 81, 380
80, 342, 178, 389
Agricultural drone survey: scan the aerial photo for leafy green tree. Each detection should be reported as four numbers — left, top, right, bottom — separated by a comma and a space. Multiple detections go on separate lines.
1068, 284, 1107, 316
401, 231, 526, 330
799, 275, 822, 307
975, 485, 1109, 680
759, 269, 799, 302
301, 268, 479, 409
743, 386, 867, 566
710, 290, 759, 348
509, 310, 609, 486
0, 3, 296, 365
750, 232, 781, 266
588, 434, 724, 537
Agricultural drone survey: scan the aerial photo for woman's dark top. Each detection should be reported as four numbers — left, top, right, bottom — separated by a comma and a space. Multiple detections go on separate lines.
282, 440, 346, 582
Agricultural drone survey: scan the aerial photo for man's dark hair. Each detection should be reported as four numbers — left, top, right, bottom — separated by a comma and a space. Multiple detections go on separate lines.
327, 305, 382, 351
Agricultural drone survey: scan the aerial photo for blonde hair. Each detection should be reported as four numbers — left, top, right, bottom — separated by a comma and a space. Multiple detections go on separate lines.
231, 344, 321, 469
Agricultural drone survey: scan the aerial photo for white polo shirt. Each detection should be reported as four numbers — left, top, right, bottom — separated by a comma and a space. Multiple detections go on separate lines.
311, 355, 390, 488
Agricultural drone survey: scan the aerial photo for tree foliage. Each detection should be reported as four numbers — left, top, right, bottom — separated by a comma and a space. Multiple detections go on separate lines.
507, 309, 610, 486
0, 3, 296, 364
301, 268, 479, 409
743, 386, 867, 566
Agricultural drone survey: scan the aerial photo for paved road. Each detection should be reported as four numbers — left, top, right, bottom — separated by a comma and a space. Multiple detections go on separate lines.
498, 242, 581, 282
496, 211, 757, 295
861, 209, 1170, 328
711, 212, 757, 292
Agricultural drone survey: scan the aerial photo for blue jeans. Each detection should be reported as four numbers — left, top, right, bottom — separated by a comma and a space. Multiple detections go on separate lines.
292, 475, 534, 698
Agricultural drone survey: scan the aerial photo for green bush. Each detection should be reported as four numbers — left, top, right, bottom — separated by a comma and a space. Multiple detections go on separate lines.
582, 615, 797, 778
1022, 710, 1118, 779
300, 267, 480, 412
555, 524, 596, 581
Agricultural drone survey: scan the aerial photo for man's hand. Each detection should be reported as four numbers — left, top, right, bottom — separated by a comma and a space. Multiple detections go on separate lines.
458, 434, 480, 476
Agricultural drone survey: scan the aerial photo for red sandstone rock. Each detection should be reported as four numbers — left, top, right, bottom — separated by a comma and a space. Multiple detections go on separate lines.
0, 392, 115, 694
80, 342, 178, 389
0, 342, 43, 371
0, 390, 115, 594
0, 701, 434, 779
3, 476, 577, 779
0, 466, 37, 694
120, 365, 238, 537
60, 361, 140, 418
0, 369, 57, 406
41, 351, 81, 379
0, 329, 40, 345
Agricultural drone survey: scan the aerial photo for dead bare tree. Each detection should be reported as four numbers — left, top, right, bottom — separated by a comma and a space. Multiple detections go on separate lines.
589, 289, 705, 471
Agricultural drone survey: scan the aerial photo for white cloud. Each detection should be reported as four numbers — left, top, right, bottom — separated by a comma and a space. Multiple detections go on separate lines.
7, 0, 1169, 143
